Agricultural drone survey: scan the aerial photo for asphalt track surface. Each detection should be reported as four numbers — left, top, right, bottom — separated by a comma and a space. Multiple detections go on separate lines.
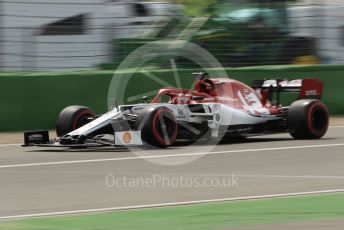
0, 127, 344, 219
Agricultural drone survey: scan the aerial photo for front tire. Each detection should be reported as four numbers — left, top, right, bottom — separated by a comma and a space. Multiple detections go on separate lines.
56, 105, 95, 137
287, 99, 329, 139
135, 106, 178, 148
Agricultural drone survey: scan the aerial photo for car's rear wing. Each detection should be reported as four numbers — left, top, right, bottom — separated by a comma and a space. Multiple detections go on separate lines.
251, 78, 324, 100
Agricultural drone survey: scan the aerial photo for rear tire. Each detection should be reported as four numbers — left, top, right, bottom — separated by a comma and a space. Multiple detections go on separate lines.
287, 99, 329, 139
56, 105, 95, 137
135, 106, 178, 148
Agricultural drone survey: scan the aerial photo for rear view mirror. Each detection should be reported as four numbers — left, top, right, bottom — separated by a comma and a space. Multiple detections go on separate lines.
192, 96, 204, 101
142, 96, 149, 103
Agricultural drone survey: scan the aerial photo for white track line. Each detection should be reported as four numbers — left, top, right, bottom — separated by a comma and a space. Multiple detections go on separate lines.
1, 188, 344, 220
1, 143, 344, 169
237, 174, 344, 180
0, 143, 20, 147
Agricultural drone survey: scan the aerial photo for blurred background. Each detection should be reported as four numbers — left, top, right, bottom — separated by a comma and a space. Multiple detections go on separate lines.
0, 0, 343, 70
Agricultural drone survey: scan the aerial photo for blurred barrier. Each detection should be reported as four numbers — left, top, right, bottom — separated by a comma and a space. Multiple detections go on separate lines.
1, 65, 344, 132
0, 71, 112, 132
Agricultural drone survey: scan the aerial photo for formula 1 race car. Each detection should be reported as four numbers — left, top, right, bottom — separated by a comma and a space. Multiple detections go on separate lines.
23, 72, 329, 148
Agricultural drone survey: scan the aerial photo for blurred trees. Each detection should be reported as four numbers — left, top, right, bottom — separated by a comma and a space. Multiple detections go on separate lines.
173, 0, 219, 16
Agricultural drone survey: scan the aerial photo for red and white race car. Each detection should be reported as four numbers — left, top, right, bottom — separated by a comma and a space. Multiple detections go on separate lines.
23, 72, 329, 148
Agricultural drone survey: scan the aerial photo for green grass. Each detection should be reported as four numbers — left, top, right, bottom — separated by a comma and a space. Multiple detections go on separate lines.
3, 193, 344, 230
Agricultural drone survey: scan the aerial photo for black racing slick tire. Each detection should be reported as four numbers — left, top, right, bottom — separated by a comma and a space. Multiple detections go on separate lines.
287, 99, 329, 139
135, 106, 178, 148
56, 105, 96, 137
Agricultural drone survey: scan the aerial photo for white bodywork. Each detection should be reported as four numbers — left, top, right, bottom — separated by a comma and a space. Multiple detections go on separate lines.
115, 131, 143, 146
66, 102, 281, 145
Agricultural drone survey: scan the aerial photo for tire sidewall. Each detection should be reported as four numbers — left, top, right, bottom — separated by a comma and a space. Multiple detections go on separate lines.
136, 106, 178, 147
306, 101, 329, 137
56, 106, 95, 137
287, 99, 329, 139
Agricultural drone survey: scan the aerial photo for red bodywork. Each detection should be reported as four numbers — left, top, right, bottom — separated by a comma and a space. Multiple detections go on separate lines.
151, 78, 324, 116
298, 79, 324, 99
151, 78, 277, 115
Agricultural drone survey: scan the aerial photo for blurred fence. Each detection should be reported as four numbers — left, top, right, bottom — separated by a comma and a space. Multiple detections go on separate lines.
1, 0, 344, 70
